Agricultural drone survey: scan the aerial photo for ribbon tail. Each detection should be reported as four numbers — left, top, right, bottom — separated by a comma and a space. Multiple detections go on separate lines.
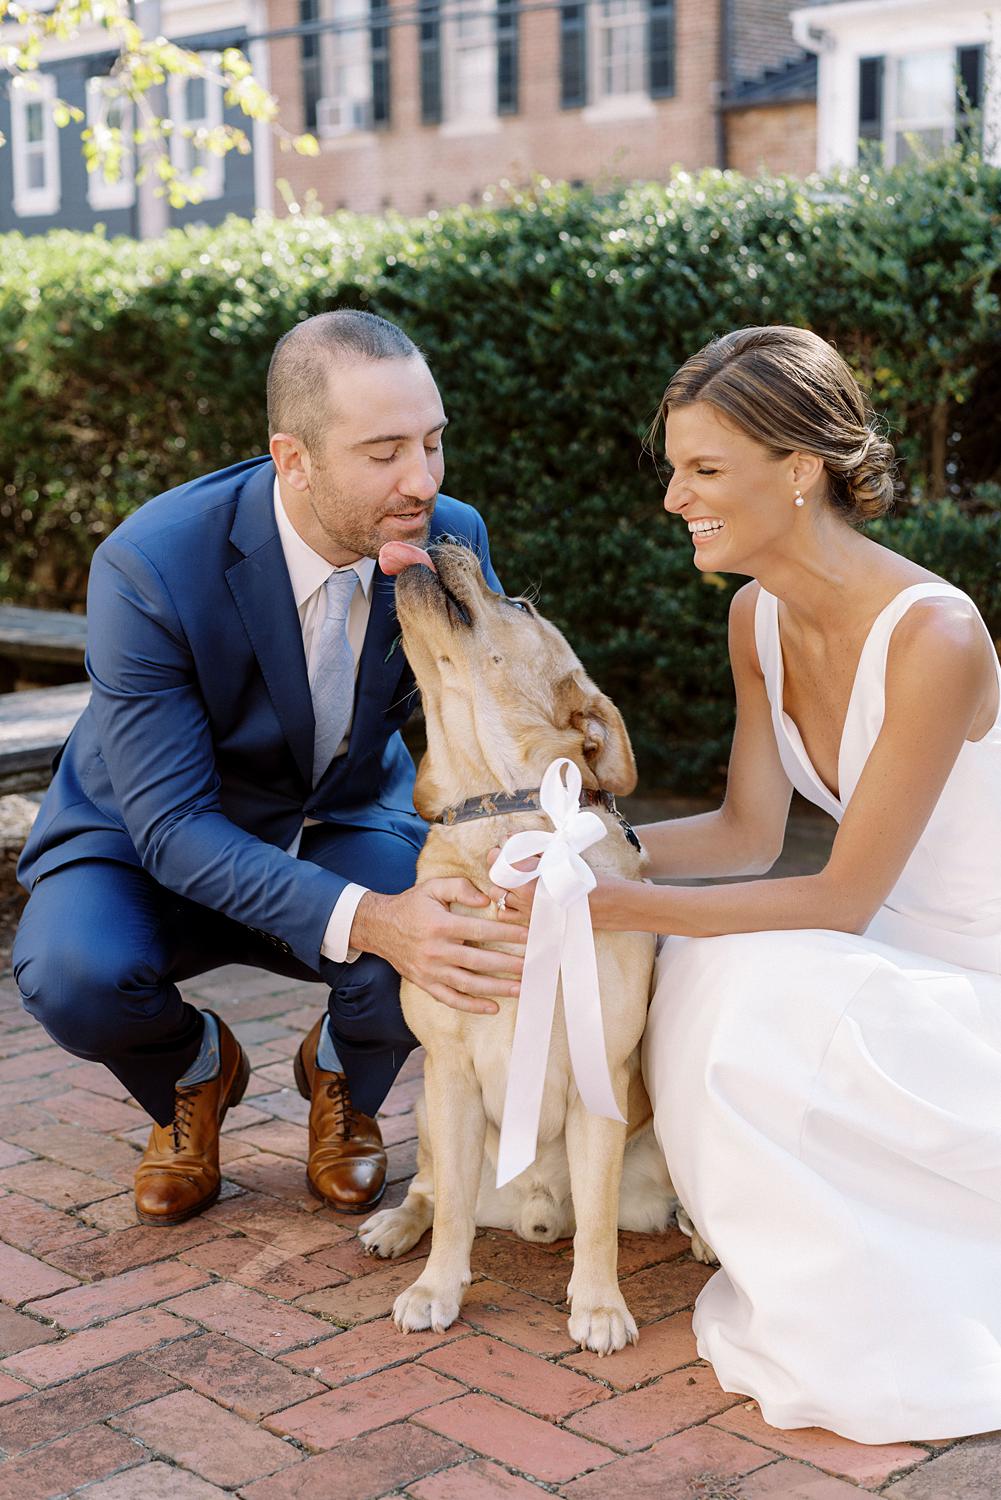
496, 891, 565, 1188
561, 898, 626, 1124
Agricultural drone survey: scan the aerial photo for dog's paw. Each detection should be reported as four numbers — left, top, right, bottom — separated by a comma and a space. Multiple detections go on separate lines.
568, 1294, 639, 1356
358, 1205, 428, 1259
675, 1204, 719, 1266
690, 1229, 719, 1266
393, 1279, 462, 1334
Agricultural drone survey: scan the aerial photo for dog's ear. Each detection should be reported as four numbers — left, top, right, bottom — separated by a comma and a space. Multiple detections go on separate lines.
555, 670, 637, 795
412, 755, 442, 822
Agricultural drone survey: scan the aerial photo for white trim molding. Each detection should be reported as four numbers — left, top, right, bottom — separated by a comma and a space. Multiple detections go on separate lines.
85, 75, 136, 211
588, 0, 653, 113
1, 0, 251, 63
10, 71, 61, 218
314, 0, 377, 138
443, 0, 499, 129
168, 52, 226, 199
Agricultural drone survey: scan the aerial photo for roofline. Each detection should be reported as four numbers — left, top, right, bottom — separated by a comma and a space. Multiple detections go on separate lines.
793, 0, 987, 46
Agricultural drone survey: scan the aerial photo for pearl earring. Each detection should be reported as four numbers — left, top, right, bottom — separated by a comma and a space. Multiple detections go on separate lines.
794, 490, 805, 508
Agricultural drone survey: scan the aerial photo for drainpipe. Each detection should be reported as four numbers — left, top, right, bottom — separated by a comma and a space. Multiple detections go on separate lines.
249, 0, 274, 215
132, 0, 169, 239
716, 0, 731, 168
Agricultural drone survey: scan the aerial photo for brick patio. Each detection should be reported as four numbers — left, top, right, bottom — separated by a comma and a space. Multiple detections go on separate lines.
0, 962, 997, 1499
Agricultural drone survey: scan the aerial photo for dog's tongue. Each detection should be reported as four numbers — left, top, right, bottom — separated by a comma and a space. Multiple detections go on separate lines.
378, 541, 436, 576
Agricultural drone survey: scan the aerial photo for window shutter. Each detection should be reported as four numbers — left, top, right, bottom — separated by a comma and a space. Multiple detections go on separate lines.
299, 0, 322, 132
419, 0, 442, 125
858, 55, 884, 159
648, 0, 675, 98
371, 0, 391, 126
560, 3, 587, 109
497, 0, 519, 115
956, 44, 985, 146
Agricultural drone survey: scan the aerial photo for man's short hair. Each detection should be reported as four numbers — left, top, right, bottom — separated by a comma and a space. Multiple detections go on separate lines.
267, 309, 423, 455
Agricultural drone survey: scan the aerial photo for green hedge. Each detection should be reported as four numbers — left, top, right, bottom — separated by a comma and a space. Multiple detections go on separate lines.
1, 154, 999, 790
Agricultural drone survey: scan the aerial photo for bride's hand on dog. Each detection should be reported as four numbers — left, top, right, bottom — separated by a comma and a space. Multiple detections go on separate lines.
486, 847, 539, 922
487, 847, 624, 927
350, 882, 528, 1015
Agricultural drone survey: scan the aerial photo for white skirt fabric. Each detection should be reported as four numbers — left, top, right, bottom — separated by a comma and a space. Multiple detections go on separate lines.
642, 927, 1001, 1444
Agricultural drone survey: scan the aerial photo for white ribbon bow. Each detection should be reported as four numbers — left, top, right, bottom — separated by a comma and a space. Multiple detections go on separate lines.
489, 757, 625, 1188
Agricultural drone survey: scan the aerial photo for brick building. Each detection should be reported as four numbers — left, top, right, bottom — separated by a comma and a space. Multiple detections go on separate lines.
722, 53, 817, 176
0, 0, 821, 234
264, 0, 814, 215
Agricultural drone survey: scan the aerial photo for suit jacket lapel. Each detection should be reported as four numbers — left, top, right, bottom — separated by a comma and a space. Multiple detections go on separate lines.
226, 461, 314, 786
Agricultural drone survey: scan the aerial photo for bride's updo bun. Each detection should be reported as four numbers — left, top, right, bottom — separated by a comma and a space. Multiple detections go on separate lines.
844, 428, 897, 521
660, 326, 896, 524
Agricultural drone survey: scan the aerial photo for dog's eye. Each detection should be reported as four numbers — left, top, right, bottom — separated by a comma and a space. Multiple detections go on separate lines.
504, 598, 532, 614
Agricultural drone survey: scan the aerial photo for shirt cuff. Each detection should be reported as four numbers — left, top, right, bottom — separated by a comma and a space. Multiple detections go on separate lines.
320, 882, 370, 964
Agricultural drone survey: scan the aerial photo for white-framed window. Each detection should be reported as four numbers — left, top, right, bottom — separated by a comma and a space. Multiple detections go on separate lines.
10, 71, 60, 218
316, 0, 374, 134
886, 49, 954, 164
445, 0, 498, 128
593, 0, 648, 102
85, 76, 135, 211
167, 52, 225, 199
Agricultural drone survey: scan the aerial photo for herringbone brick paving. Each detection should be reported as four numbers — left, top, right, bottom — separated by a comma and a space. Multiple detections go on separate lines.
0, 964, 997, 1498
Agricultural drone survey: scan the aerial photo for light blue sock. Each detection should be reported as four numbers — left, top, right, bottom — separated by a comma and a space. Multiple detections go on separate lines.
176, 1010, 220, 1088
316, 1016, 342, 1072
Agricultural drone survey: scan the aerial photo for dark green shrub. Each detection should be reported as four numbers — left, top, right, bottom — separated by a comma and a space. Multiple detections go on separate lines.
1, 156, 998, 790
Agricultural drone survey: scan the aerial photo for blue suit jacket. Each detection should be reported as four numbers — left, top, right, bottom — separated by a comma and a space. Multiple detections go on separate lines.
18, 456, 500, 968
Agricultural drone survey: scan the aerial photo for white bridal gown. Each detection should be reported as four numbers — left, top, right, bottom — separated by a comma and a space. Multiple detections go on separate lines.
642, 582, 1001, 1444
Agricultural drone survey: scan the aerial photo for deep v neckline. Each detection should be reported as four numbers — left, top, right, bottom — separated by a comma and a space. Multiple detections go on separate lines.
772, 586, 929, 811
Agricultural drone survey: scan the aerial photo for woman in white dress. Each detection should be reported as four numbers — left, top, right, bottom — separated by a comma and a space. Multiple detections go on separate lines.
497, 325, 1001, 1444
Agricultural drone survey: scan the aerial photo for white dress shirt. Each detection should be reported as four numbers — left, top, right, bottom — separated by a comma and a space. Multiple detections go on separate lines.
273, 479, 372, 962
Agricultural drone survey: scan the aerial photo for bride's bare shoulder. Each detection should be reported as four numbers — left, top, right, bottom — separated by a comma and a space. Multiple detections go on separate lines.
728, 579, 761, 627
892, 594, 983, 650
727, 582, 765, 677
888, 593, 997, 738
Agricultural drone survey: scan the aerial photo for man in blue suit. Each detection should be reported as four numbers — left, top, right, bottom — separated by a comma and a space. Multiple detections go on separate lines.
13, 310, 523, 1225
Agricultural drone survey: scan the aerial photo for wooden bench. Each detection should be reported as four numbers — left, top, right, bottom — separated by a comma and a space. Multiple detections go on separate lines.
0, 682, 90, 795
0, 605, 87, 691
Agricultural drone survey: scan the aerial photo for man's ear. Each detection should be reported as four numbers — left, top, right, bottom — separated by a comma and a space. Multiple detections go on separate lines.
555, 670, 637, 795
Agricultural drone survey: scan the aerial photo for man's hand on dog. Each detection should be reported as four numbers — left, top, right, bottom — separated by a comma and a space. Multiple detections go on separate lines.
350, 882, 528, 1015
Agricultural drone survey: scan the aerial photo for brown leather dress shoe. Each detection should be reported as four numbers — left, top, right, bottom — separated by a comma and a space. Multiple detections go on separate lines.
294, 1018, 386, 1212
135, 1011, 249, 1227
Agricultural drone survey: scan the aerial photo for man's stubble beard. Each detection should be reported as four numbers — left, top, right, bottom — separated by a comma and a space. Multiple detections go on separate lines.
309, 471, 436, 560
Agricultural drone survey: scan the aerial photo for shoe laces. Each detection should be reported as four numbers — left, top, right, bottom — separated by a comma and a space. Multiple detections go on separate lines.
323, 1075, 352, 1141
171, 1085, 203, 1152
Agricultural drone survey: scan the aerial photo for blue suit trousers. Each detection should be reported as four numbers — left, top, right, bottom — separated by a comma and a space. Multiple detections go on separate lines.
13, 820, 422, 1126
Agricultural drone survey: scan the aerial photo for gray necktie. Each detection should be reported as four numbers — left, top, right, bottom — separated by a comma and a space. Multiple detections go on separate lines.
310, 568, 359, 785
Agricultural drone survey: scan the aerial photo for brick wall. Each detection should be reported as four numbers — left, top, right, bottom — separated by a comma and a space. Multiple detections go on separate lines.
728, 0, 802, 88
266, 0, 723, 215
724, 100, 817, 175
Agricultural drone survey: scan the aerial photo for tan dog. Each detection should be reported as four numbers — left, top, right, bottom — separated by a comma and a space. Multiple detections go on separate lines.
359, 543, 676, 1353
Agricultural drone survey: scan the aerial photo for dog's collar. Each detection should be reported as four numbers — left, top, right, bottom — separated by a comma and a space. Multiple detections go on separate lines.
431, 786, 643, 853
